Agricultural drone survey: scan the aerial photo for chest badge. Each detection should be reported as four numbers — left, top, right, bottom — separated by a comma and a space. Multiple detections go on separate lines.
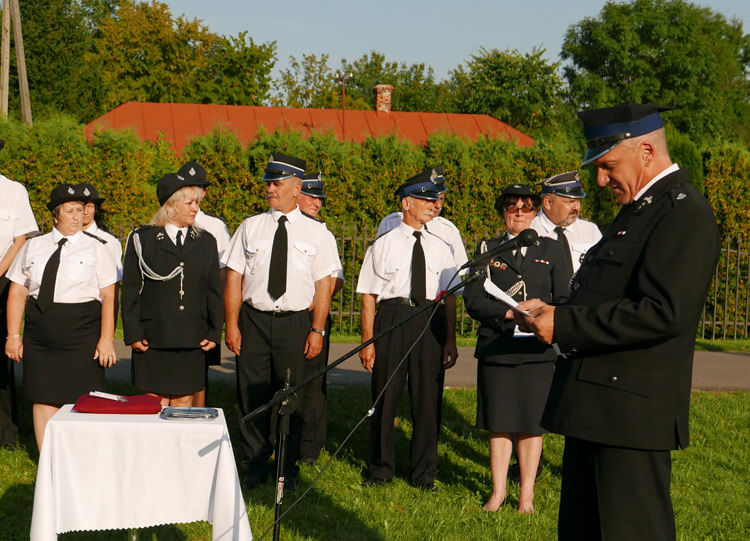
492, 261, 508, 270
534, 258, 550, 265
617, 230, 627, 236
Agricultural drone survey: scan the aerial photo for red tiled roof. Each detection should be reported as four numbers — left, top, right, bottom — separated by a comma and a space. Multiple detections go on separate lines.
84, 102, 535, 153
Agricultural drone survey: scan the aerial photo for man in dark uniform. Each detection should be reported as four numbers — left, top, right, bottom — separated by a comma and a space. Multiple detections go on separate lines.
517, 104, 720, 540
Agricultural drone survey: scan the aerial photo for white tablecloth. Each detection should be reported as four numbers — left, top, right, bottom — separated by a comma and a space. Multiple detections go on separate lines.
30, 405, 252, 540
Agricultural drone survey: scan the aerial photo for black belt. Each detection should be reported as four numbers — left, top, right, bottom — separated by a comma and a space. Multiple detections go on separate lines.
379, 297, 431, 307
245, 304, 307, 318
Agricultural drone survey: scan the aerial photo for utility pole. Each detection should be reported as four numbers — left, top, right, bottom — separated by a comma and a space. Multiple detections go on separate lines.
0, 0, 32, 124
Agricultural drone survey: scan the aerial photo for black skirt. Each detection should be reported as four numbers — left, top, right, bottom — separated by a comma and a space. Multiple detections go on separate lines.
23, 299, 105, 405
476, 358, 554, 435
132, 347, 205, 395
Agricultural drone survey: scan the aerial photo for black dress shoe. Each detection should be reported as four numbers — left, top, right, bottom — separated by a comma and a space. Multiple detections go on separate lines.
361, 477, 390, 487
244, 471, 269, 490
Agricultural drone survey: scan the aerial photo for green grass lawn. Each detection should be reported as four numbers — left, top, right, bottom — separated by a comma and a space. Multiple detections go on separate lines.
0, 384, 747, 540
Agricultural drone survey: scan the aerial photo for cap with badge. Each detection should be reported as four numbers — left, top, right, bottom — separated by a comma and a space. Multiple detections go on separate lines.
301, 172, 325, 199
493, 184, 541, 212
157, 173, 190, 206
177, 161, 209, 187
579, 103, 674, 165
78, 182, 105, 205
538, 170, 586, 199
262, 152, 306, 181
47, 183, 87, 210
427, 166, 447, 194
396, 167, 443, 201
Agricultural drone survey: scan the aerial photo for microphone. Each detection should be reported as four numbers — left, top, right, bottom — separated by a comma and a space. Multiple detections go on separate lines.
460, 229, 539, 270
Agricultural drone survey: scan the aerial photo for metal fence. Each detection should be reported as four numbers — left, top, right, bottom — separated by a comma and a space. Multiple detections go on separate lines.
326, 224, 749, 340
73, 219, 745, 340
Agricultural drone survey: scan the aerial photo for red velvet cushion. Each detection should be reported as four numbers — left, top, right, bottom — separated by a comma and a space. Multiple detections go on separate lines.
72, 394, 163, 414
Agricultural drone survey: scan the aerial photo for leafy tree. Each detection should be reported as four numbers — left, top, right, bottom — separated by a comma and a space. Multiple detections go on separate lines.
340, 51, 452, 112
273, 53, 344, 109
449, 47, 570, 135
562, 0, 750, 144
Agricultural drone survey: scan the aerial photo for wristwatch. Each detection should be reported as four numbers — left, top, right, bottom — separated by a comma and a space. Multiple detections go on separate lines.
310, 327, 326, 337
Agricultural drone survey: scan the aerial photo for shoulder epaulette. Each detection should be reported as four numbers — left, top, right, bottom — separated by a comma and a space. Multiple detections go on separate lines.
300, 211, 324, 223
83, 230, 107, 244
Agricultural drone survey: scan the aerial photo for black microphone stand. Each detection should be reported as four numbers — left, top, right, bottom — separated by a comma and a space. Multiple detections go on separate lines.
245, 265, 487, 540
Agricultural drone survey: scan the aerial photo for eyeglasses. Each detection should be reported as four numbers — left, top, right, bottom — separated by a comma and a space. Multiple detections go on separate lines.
503, 204, 536, 214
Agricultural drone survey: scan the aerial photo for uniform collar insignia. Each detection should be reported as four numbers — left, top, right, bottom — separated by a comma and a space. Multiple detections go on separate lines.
189, 229, 197, 239
676, 192, 686, 200
156, 232, 165, 241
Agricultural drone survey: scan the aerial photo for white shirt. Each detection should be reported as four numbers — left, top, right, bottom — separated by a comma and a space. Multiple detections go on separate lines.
84, 222, 123, 281
0, 174, 38, 261
222, 206, 340, 311
633, 163, 680, 201
195, 210, 231, 268
323, 227, 345, 282
7, 229, 119, 303
530, 211, 602, 273
357, 222, 459, 302
377, 212, 469, 270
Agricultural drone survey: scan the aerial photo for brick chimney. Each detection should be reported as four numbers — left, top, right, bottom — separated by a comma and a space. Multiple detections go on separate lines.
375, 84, 394, 113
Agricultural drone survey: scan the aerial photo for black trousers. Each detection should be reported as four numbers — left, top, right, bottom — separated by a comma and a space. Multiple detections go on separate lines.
236, 304, 310, 478
559, 437, 675, 541
369, 302, 446, 485
300, 314, 331, 460
0, 280, 18, 446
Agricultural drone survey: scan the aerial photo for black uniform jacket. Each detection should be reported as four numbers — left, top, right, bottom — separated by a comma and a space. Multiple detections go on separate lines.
464, 235, 570, 365
122, 225, 223, 349
543, 169, 720, 451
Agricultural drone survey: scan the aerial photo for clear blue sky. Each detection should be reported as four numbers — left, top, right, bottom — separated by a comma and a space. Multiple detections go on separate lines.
162, 0, 748, 80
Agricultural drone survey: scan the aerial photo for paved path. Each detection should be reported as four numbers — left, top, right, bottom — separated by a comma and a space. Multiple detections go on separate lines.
94, 342, 750, 391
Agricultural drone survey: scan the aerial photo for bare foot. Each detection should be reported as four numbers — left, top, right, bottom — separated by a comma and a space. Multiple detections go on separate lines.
482, 493, 505, 512
518, 501, 535, 514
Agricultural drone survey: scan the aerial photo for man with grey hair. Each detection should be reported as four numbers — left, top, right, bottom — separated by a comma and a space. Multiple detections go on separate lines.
531, 170, 601, 276
517, 104, 719, 540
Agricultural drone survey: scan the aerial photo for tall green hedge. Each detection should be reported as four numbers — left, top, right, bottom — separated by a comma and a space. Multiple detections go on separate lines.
0, 117, 744, 245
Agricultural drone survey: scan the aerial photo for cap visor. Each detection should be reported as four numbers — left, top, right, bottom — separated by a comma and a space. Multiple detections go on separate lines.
581, 142, 620, 166
262, 171, 296, 181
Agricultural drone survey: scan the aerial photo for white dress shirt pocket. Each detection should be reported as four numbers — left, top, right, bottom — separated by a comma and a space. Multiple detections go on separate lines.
61, 252, 96, 284
244, 240, 271, 275
291, 240, 317, 271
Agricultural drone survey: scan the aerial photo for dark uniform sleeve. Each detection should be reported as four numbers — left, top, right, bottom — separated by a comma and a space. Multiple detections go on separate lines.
203, 237, 223, 344
462, 242, 511, 331
121, 231, 144, 345
554, 198, 719, 354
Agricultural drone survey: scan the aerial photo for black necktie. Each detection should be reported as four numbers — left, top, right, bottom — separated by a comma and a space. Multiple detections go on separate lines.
176, 230, 184, 252
411, 231, 426, 305
268, 215, 288, 299
37, 238, 67, 312
555, 226, 575, 276
513, 248, 524, 268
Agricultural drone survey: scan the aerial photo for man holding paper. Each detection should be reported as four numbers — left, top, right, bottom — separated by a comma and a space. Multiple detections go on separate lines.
463, 184, 569, 513
517, 104, 720, 540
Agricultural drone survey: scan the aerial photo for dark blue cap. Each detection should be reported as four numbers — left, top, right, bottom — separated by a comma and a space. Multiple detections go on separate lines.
538, 170, 586, 199
157, 173, 200, 206
396, 168, 442, 200
77, 183, 104, 205
177, 161, 208, 187
262, 152, 306, 181
47, 183, 87, 210
301, 172, 325, 199
579, 104, 673, 165
494, 184, 541, 212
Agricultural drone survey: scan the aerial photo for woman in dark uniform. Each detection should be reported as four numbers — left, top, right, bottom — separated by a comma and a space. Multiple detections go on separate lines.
463, 184, 569, 513
5, 184, 118, 450
121, 173, 222, 407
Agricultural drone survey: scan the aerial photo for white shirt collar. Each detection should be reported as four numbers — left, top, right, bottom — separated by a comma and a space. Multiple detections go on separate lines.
537, 211, 558, 233
270, 206, 301, 224
52, 228, 83, 245
164, 222, 188, 245
396, 221, 425, 237
633, 163, 680, 201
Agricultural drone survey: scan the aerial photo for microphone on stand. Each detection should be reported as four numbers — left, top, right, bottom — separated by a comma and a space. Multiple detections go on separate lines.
459, 229, 539, 271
